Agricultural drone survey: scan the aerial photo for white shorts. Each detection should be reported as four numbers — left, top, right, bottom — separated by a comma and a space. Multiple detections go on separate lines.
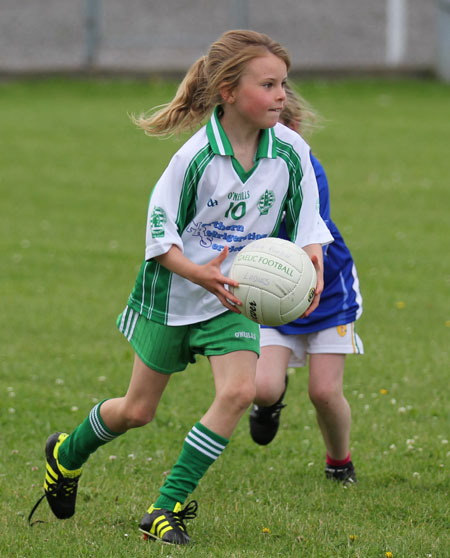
259, 323, 364, 368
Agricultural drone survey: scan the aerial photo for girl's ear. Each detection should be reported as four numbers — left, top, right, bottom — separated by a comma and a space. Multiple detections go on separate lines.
220, 85, 235, 104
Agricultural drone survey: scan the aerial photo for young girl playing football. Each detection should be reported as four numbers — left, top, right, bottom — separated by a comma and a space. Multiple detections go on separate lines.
249, 86, 363, 485
30, 30, 333, 544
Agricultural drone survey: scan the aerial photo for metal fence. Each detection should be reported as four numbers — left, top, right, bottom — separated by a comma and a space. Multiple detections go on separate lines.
0, 0, 445, 77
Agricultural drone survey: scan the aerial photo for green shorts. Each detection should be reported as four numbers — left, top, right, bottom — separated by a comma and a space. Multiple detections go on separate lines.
117, 306, 260, 374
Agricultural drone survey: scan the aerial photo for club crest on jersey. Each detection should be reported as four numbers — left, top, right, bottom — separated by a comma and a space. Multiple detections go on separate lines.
149, 206, 167, 238
257, 190, 275, 215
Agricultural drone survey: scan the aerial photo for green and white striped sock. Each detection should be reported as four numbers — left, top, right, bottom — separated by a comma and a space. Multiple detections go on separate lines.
58, 400, 123, 470
155, 422, 228, 510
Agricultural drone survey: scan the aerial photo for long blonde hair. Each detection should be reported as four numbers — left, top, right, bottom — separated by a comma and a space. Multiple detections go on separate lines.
281, 83, 320, 138
133, 30, 291, 136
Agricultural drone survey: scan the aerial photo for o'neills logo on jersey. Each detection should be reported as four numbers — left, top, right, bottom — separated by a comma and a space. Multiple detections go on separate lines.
228, 190, 250, 201
257, 190, 275, 215
149, 206, 167, 238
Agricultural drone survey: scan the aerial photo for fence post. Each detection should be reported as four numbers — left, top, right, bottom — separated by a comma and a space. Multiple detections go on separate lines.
386, 0, 407, 66
437, 0, 450, 81
85, 0, 101, 68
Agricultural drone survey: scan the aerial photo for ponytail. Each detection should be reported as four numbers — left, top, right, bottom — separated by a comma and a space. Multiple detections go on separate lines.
133, 56, 215, 136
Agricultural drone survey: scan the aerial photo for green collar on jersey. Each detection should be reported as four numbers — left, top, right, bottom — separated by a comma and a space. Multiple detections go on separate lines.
206, 107, 278, 160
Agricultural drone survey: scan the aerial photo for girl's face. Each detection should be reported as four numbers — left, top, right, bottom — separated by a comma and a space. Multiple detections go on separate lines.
224, 53, 288, 131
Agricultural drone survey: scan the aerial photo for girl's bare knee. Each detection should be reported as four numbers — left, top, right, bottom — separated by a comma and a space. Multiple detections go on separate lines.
310, 386, 332, 408
309, 384, 345, 410
121, 404, 155, 429
221, 383, 256, 414
255, 377, 283, 406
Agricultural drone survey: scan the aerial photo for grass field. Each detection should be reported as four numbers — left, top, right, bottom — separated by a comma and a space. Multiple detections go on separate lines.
1, 77, 449, 558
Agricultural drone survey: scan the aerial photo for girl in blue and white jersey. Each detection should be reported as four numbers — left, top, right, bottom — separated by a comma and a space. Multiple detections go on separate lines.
250, 87, 363, 485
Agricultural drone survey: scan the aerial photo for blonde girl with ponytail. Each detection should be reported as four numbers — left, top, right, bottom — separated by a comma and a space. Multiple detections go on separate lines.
31, 30, 332, 545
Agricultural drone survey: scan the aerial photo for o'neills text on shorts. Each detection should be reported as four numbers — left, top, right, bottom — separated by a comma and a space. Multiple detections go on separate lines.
234, 331, 257, 340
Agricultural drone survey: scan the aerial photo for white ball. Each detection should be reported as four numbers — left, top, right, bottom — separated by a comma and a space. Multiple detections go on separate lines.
229, 237, 317, 326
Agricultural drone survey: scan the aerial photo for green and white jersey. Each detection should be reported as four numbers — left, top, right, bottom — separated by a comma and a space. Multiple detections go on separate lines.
127, 108, 333, 326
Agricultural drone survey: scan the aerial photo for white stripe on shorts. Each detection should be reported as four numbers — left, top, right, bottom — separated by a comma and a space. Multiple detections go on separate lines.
123, 309, 134, 338
119, 306, 139, 342
119, 307, 128, 332
127, 312, 139, 341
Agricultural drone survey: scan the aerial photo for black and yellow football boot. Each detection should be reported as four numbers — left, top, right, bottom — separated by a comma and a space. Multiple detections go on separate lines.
139, 500, 198, 545
28, 432, 82, 524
